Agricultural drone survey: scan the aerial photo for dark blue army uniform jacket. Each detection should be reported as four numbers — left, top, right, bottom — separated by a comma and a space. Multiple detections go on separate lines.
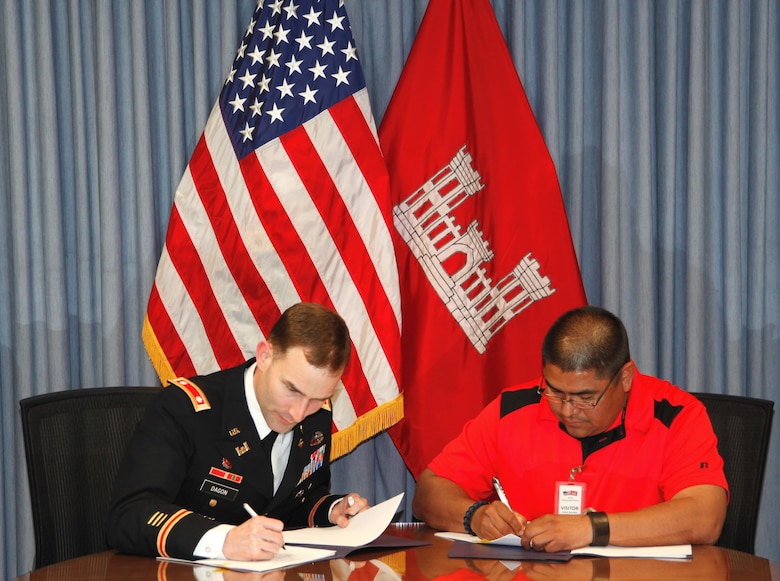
105, 359, 339, 559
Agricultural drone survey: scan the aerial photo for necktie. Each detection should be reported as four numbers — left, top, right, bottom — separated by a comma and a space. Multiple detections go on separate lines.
261, 431, 278, 497
262, 430, 278, 458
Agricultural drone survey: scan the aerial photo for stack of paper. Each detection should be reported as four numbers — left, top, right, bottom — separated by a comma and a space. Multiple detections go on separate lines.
158, 492, 406, 573
435, 531, 692, 559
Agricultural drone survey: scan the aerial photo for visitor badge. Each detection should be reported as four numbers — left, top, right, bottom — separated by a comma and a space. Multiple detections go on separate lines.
555, 480, 586, 514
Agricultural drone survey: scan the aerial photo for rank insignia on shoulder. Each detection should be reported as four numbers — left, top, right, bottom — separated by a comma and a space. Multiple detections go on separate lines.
170, 377, 211, 412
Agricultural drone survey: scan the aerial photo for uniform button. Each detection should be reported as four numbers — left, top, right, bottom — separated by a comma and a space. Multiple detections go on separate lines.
209, 499, 217, 507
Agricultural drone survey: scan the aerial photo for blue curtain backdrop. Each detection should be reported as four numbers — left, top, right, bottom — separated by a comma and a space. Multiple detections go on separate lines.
1, 0, 778, 577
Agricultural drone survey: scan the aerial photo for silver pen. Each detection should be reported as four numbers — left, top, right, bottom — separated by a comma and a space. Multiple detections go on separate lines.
243, 502, 286, 550
492, 477, 513, 510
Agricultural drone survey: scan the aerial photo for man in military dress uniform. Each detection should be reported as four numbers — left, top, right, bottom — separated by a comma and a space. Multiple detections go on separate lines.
106, 303, 368, 561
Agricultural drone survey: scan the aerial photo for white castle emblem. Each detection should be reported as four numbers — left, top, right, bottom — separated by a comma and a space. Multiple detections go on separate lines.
393, 145, 555, 353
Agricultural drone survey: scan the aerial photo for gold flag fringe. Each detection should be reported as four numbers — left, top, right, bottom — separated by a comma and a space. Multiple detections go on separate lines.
142, 316, 175, 385
330, 393, 404, 460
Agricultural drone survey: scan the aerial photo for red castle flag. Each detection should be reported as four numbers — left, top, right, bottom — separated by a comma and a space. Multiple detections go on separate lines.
379, 0, 587, 477
143, 0, 402, 458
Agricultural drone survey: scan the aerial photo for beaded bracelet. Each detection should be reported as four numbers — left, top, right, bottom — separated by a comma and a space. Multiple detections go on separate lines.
463, 500, 489, 536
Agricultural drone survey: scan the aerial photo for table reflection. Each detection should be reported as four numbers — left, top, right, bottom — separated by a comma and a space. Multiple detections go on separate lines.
14, 524, 776, 581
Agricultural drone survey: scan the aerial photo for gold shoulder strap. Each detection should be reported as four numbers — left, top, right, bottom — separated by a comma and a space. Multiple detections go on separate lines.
169, 377, 211, 412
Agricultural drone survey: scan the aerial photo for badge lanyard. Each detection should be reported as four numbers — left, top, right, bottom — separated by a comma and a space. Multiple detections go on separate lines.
554, 395, 629, 514
555, 465, 586, 514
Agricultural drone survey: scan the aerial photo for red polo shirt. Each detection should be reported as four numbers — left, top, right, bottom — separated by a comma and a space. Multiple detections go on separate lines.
428, 370, 728, 518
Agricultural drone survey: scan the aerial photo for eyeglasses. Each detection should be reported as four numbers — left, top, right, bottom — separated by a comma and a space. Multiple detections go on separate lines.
537, 365, 623, 410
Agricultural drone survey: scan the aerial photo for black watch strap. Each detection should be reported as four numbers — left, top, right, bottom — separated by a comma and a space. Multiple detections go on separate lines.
587, 511, 610, 546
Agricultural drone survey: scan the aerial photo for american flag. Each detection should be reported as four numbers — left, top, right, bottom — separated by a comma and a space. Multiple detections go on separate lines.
143, 0, 402, 458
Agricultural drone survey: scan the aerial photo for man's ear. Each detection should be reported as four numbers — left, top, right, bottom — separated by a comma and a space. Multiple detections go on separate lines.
255, 341, 273, 367
620, 360, 636, 393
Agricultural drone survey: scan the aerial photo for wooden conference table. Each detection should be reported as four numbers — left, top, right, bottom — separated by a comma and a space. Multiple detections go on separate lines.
14, 524, 780, 581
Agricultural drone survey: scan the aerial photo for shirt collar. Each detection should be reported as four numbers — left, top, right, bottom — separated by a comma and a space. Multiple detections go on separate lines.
244, 362, 274, 439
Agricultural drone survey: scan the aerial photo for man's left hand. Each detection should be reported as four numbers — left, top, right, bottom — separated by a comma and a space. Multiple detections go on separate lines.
522, 513, 592, 552
330, 493, 369, 527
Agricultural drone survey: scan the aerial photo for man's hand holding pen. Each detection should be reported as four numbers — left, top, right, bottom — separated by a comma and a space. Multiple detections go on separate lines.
472, 500, 528, 540
225, 507, 286, 561
471, 477, 528, 540
329, 493, 369, 527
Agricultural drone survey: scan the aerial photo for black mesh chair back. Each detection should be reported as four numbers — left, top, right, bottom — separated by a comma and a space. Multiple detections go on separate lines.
691, 392, 774, 554
20, 386, 160, 568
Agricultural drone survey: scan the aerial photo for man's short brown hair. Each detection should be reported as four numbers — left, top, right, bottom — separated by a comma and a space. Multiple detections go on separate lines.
267, 302, 351, 373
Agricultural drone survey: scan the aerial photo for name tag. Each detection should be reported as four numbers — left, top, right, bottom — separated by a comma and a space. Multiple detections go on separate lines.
200, 478, 239, 501
555, 480, 586, 514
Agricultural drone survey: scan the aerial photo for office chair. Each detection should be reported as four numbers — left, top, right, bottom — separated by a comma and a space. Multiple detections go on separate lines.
691, 392, 774, 554
20, 386, 161, 568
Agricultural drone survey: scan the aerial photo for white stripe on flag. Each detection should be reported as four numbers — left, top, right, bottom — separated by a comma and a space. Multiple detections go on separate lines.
154, 245, 219, 373
204, 104, 302, 313
172, 166, 262, 359
332, 385, 359, 431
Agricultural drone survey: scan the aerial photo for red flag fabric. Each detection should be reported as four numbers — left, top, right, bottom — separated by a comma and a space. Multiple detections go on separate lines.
143, 0, 402, 459
379, 0, 587, 477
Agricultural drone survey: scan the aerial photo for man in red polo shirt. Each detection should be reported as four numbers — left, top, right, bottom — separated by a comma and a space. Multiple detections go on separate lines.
413, 306, 728, 552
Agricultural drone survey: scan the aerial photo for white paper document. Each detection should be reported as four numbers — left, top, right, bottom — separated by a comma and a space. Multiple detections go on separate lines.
571, 544, 692, 559
159, 545, 336, 573
435, 531, 522, 546
284, 492, 405, 547
435, 531, 692, 559
157, 492, 404, 574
